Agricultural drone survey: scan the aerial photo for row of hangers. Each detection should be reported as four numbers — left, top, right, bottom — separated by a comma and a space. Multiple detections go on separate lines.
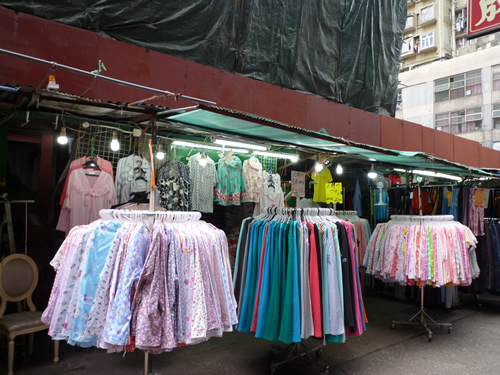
99, 208, 202, 223
389, 214, 455, 223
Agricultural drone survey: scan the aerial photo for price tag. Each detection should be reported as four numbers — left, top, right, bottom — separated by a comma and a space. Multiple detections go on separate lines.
291, 171, 306, 198
325, 182, 343, 204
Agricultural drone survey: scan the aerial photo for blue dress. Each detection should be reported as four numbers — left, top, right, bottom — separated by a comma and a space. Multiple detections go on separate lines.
215, 156, 248, 206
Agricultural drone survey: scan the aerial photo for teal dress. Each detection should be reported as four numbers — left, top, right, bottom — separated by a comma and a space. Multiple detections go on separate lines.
215, 156, 248, 206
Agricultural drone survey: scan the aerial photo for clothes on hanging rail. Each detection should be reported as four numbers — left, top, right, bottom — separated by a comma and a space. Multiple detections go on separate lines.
56, 156, 115, 235
57, 168, 117, 233
115, 155, 151, 204
253, 171, 284, 216
243, 157, 263, 203
233, 208, 367, 345
157, 160, 192, 211
363, 215, 479, 287
215, 155, 248, 206
188, 152, 217, 213
472, 218, 500, 293
42, 210, 238, 353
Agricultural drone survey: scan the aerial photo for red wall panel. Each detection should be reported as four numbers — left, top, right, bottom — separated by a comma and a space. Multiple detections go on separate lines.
402, 120, 423, 152
479, 146, 500, 169
434, 131, 454, 162
421, 127, 435, 155
380, 116, 403, 151
453, 136, 479, 168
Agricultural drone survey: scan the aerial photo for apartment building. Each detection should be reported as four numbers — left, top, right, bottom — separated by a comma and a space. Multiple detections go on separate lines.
397, 0, 500, 150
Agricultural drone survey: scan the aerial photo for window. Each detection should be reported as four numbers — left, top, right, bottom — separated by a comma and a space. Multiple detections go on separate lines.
455, 8, 467, 33
421, 32, 434, 49
435, 107, 482, 133
419, 4, 434, 24
396, 89, 403, 110
457, 37, 469, 49
406, 15, 414, 29
493, 65, 500, 91
434, 70, 482, 102
494, 142, 500, 151
494, 103, 500, 128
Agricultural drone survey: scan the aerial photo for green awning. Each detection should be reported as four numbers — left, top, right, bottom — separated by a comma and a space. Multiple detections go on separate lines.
167, 105, 492, 178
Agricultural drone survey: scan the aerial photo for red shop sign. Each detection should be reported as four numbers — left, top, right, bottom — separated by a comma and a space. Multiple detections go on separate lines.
468, 0, 500, 37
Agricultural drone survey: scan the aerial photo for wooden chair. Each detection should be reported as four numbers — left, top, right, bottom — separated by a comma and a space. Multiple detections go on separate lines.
0, 254, 59, 375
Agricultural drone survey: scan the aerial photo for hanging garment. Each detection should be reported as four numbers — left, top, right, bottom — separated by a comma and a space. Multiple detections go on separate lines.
57, 156, 114, 235
312, 168, 332, 203
43, 210, 238, 354
60, 169, 117, 232
188, 153, 218, 213
215, 155, 248, 206
353, 179, 362, 217
468, 188, 485, 237
158, 160, 191, 211
253, 172, 284, 216
234, 209, 366, 345
115, 155, 151, 204
243, 157, 263, 203
363, 215, 479, 287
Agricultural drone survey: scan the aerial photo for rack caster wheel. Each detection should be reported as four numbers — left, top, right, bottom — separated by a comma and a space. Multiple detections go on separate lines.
448, 327, 452, 334
316, 349, 323, 358
390, 323, 396, 330
321, 365, 330, 375
428, 335, 433, 342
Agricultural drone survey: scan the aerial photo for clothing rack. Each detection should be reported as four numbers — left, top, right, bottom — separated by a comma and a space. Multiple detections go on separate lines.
379, 215, 458, 341
100, 209, 203, 375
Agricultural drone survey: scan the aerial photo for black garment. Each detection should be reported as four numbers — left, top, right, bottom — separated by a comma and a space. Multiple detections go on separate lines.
234, 218, 253, 302
491, 221, 500, 292
336, 222, 356, 332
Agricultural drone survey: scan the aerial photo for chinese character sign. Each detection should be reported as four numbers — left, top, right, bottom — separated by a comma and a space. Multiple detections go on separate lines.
469, 0, 500, 37
291, 171, 306, 197
325, 182, 343, 204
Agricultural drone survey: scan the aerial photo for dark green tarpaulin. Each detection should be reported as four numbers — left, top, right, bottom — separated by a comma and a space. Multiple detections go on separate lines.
2, 1, 407, 116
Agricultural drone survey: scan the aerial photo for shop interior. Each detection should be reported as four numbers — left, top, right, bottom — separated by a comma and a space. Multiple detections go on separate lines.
1, 84, 500, 374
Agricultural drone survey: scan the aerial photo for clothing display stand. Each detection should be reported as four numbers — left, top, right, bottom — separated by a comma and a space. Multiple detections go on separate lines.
269, 342, 329, 375
390, 285, 452, 342
388, 211, 453, 342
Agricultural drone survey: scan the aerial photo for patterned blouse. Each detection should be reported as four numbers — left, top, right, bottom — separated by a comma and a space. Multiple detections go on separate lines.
215, 156, 248, 206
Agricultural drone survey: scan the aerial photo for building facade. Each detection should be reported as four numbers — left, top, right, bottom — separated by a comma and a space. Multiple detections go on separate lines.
397, 0, 500, 150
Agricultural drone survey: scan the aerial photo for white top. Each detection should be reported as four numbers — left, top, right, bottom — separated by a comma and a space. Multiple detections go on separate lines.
243, 157, 263, 203
115, 155, 151, 204
188, 153, 218, 213
63, 169, 117, 231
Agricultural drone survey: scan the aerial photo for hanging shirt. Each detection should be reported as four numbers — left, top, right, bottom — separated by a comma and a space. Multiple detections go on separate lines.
243, 157, 263, 203
188, 153, 218, 213
115, 155, 151, 204
215, 156, 248, 206
158, 160, 191, 211
62, 169, 117, 232
312, 168, 333, 203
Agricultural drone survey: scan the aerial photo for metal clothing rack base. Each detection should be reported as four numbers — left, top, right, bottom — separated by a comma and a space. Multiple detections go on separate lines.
269, 342, 329, 374
390, 286, 452, 342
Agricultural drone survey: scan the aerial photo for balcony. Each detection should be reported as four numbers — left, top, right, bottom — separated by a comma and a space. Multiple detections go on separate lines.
405, 15, 415, 32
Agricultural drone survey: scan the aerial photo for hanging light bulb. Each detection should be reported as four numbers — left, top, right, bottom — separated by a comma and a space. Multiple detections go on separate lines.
110, 131, 120, 151
156, 144, 165, 160
336, 162, 343, 175
314, 162, 324, 173
368, 163, 377, 179
57, 126, 68, 145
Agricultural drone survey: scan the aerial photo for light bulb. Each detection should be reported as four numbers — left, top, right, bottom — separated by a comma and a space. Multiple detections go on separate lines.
199, 158, 208, 167
57, 127, 68, 145
368, 163, 377, 179
336, 163, 343, 175
110, 131, 120, 151
156, 144, 165, 160
315, 162, 324, 173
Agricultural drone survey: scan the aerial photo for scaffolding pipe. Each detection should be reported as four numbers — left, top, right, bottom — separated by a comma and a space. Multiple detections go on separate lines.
0, 48, 217, 106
